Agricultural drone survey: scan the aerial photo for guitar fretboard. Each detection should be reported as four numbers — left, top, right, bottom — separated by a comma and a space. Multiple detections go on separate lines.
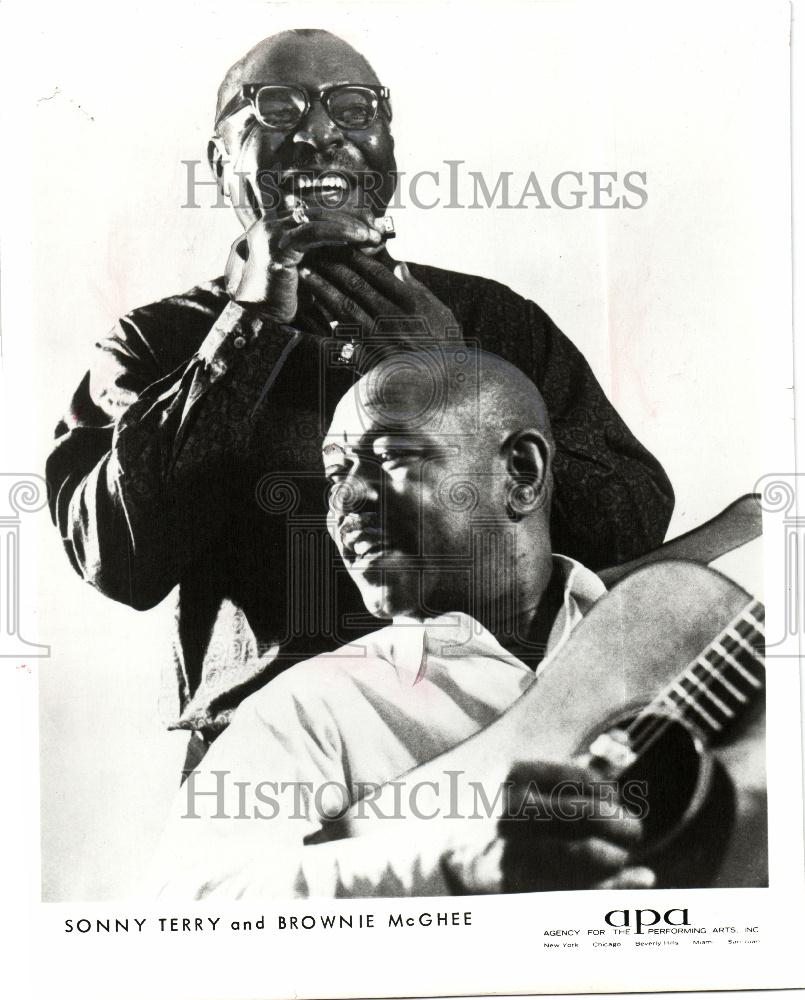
630, 600, 765, 751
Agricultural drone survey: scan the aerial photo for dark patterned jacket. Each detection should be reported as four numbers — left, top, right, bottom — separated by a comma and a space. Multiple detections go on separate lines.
46, 263, 674, 733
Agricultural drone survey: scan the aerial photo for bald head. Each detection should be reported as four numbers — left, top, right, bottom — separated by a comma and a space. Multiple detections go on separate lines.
216, 30, 381, 124
337, 348, 554, 456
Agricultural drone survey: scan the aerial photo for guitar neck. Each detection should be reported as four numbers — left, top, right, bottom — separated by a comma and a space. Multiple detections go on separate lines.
631, 599, 765, 749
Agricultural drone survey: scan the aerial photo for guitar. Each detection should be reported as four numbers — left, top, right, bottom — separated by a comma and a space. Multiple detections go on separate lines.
314, 560, 767, 889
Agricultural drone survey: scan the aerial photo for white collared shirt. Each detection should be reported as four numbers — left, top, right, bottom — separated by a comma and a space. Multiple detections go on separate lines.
154, 556, 605, 898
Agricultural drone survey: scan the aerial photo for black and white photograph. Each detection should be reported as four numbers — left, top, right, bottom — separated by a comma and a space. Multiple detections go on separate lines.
1, 0, 803, 997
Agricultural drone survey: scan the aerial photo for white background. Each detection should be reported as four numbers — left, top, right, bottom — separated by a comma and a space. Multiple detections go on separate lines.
0, 0, 802, 996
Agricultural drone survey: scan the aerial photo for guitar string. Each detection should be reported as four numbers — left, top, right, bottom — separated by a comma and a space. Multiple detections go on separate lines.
618, 645, 763, 765
642, 599, 765, 729
621, 614, 764, 761
637, 621, 763, 738
624, 614, 765, 759
611, 601, 765, 763
625, 598, 763, 739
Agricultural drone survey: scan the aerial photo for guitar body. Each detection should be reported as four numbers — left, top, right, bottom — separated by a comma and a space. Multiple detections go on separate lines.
590, 685, 767, 888
325, 561, 767, 889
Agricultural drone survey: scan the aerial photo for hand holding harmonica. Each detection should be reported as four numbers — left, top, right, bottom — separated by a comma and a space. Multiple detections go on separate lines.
224, 199, 392, 323
298, 250, 464, 374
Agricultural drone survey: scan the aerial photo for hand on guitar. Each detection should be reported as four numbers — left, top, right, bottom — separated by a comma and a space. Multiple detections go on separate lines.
445, 761, 656, 894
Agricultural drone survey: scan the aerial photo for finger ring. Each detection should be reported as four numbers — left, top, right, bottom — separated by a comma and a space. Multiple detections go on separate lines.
374, 215, 395, 238
338, 342, 356, 364
291, 202, 310, 226
329, 320, 356, 364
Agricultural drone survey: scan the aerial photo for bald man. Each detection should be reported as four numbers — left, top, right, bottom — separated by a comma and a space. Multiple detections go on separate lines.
155, 349, 655, 898
46, 29, 673, 771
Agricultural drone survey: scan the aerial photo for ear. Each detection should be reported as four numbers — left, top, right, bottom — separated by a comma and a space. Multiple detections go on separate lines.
209, 135, 262, 229
503, 429, 552, 520
208, 136, 229, 200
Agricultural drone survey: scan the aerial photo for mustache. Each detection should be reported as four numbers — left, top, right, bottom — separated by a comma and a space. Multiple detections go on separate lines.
335, 512, 419, 560
337, 513, 380, 545
278, 145, 369, 175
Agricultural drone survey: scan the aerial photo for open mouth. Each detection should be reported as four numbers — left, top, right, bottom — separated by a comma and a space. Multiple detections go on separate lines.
281, 170, 357, 209
350, 539, 386, 563
340, 527, 388, 565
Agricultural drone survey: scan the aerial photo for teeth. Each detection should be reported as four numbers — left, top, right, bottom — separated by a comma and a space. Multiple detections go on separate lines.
353, 539, 378, 557
294, 175, 347, 190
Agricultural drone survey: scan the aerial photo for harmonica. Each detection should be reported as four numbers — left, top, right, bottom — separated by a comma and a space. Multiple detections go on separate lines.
283, 194, 395, 240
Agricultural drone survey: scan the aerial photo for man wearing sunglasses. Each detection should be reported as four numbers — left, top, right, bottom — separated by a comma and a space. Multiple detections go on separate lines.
46, 29, 674, 772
